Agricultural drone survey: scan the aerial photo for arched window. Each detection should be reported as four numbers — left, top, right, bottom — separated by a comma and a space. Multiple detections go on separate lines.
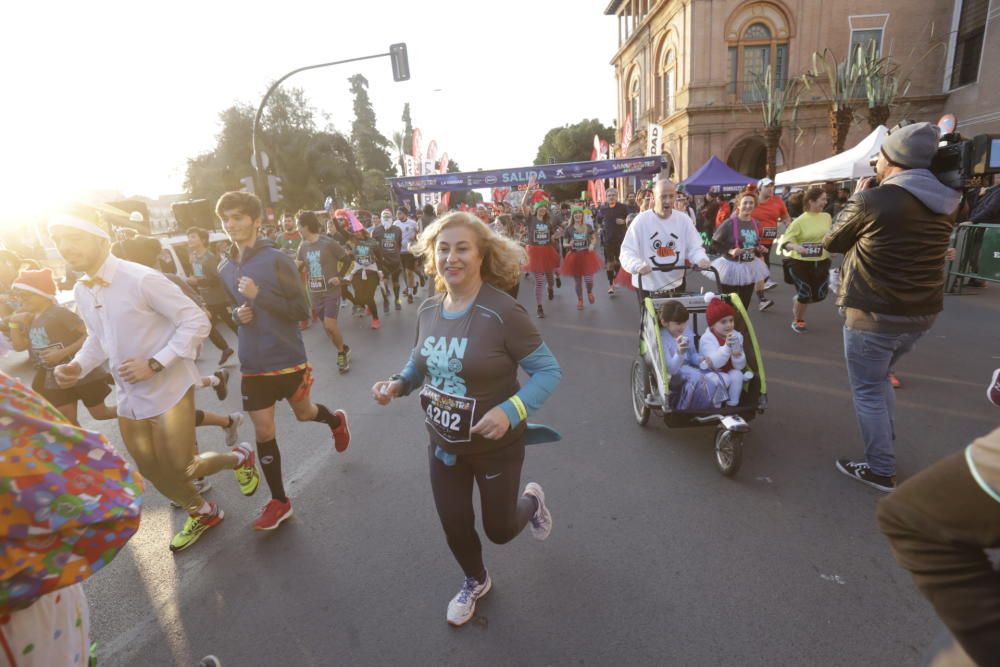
659, 48, 676, 117
727, 8, 791, 102
628, 73, 641, 136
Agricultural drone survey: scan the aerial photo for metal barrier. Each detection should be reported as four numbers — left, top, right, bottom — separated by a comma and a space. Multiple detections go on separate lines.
946, 222, 1000, 294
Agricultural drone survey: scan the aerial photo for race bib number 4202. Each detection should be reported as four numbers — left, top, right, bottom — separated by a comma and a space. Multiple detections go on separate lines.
420, 385, 476, 443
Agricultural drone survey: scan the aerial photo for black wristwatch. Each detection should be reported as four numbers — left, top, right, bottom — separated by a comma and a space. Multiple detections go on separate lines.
148, 358, 165, 373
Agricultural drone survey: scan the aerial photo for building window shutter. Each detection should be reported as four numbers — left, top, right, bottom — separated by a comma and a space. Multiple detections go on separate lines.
951, 0, 988, 87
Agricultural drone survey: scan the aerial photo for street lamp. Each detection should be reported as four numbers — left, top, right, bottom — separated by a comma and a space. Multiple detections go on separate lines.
251, 43, 410, 209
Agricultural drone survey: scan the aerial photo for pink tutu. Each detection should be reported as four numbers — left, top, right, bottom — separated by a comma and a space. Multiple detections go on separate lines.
525, 245, 561, 274
560, 249, 604, 277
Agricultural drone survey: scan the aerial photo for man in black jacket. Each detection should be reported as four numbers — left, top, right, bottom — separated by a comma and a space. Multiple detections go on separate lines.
824, 121, 961, 492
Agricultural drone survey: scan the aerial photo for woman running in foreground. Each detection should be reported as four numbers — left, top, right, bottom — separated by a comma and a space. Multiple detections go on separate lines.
372, 211, 562, 627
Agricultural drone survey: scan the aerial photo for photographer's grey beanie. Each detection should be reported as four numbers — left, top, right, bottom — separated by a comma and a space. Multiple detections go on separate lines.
882, 122, 941, 169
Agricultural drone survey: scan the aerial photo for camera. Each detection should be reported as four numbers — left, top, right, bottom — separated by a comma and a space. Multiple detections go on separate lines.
869, 120, 1000, 190
931, 132, 999, 190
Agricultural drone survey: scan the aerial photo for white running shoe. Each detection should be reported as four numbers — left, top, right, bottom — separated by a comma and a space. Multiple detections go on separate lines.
523, 482, 552, 540
223, 412, 244, 449
763, 280, 777, 291
446, 572, 492, 626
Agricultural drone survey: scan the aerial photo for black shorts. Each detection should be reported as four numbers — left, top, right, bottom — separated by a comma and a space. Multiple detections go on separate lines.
241, 367, 312, 412
787, 258, 831, 304
401, 253, 416, 271
379, 260, 402, 277
34, 371, 112, 408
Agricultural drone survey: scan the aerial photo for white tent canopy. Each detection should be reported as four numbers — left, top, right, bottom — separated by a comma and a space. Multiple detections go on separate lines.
775, 126, 888, 186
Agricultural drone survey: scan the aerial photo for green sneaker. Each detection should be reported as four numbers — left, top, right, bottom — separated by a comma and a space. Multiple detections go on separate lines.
336, 345, 351, 373
233, 443, 259, 496
170, 503, 223, 552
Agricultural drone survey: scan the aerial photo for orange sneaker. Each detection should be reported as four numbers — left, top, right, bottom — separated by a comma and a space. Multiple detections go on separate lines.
371, 318, 381, 330
253, 498, 293, 531
888, 372, 901, 389
332, 409, 350, 453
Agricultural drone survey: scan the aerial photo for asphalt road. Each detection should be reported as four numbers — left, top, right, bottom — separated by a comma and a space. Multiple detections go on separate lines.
4, 274, 996, 666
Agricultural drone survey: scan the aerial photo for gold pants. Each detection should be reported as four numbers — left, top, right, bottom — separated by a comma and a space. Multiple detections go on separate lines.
118, 388, 238, 515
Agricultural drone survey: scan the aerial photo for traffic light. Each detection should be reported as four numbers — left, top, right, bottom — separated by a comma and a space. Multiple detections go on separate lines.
390, 43, 410, 82
239, 176, 255, 194
267, 175, 284, 202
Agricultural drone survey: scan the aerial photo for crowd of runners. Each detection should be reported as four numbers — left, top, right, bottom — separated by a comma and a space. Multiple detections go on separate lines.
2, 119, 999, 665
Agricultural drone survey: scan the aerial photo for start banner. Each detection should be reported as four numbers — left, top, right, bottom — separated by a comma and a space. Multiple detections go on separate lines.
388, 155, 666, 199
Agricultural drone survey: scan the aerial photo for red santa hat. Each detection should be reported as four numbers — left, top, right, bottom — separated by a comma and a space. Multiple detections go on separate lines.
12, 268, 58, 302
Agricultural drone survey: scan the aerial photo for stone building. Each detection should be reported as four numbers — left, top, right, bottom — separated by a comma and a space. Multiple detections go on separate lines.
605, 0, 998, 181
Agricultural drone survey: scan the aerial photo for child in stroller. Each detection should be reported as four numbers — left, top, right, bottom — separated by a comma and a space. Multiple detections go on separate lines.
699, 296, 753, 407
659, 299, 728, 410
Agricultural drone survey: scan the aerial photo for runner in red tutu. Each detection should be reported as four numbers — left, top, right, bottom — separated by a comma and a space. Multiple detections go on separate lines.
521, 184, 562, 318
560, 207, 603, 309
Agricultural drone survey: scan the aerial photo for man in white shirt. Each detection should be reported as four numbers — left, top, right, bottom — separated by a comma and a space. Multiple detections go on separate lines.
619, 179, 711, 295
396, 206, 422, 302
50, 213, 258, 553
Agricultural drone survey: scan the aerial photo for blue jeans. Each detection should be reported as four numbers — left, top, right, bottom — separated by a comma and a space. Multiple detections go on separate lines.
843, 327, 924, 476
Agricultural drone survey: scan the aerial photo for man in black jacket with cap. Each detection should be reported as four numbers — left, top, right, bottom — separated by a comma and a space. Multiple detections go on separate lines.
824, 121, 961, 493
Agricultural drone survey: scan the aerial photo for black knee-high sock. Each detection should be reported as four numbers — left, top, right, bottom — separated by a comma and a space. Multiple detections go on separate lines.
313, 403, 342, 429
257, 439, 286, 501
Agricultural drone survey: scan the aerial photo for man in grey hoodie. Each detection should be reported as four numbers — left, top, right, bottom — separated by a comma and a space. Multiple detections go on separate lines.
824, 121, 961, 492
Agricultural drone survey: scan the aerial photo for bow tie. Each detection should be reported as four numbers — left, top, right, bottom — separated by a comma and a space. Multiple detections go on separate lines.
81, 276, 110, 288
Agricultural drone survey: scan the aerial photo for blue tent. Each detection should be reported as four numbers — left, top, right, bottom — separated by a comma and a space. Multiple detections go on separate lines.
679, 156, 755, 195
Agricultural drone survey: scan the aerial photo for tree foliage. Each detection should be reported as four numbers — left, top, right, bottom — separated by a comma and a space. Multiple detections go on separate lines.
401, 103, 414, 155
533, 119, 615, 202
348, 74, 394, 211
184, 86, 361, 216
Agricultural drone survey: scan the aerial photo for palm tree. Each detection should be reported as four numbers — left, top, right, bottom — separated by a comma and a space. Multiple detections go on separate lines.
749, 65, 803, 180
855, 42, 909, 130
804, 48, 864, 154
391, 130, 406, 175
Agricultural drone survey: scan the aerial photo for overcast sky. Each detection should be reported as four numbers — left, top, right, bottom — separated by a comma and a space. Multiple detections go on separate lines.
2, 0, 619, 219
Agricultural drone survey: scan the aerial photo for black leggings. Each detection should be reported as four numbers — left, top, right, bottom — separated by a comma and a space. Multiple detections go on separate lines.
429, 440, 536, 579
719, 282, 755, 309
604, 242, 622, 285
381, 264, 402, 301
346, 271, 380, 320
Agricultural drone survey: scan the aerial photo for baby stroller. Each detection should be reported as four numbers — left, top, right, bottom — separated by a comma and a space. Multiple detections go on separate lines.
630, 266, 768, 476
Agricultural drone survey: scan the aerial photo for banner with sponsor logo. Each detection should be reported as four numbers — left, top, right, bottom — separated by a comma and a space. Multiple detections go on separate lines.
388, 155, 667, 201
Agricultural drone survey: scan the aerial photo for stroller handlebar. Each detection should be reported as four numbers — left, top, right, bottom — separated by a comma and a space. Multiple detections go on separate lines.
636, 263, 723, 296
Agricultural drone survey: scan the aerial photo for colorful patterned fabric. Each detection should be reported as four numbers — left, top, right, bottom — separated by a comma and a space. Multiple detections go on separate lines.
0, 372, 143, 614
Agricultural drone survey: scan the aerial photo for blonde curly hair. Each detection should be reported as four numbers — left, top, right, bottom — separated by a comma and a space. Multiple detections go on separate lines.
411, 212, 527, 293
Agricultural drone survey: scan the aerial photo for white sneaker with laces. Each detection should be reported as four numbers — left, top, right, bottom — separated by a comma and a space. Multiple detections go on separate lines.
446, 572, 492, 626
523, 482, 552, 540
763, 280, 777, 290
224, 412, 244, 449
